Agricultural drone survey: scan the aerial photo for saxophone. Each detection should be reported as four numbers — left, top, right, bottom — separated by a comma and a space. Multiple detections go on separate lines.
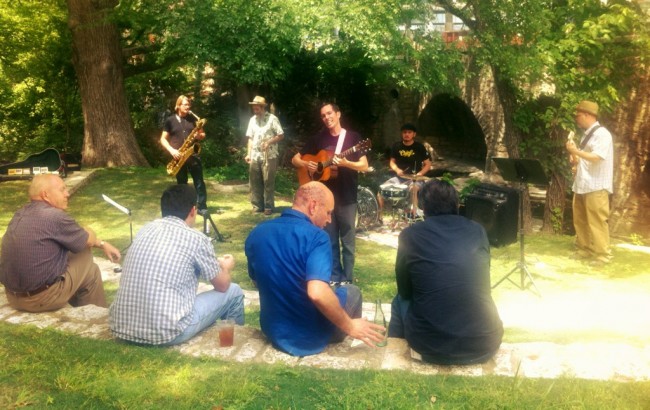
166, 111, 206, 176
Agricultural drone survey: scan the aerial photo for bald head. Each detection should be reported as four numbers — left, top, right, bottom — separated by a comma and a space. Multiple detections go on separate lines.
293, 181, 334, 228
29, 174, 69, 210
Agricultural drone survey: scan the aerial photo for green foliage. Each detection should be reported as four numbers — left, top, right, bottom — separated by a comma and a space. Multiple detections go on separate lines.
0, 0, 82, 161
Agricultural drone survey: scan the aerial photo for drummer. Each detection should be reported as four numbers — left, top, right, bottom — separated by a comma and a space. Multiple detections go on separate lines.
377, 123, 432, 221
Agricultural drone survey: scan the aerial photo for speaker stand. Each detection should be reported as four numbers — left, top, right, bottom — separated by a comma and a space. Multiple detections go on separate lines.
490, 158, 547, 297
491, 183, 541, 297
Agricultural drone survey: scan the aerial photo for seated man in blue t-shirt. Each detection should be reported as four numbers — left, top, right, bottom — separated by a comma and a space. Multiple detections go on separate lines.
245, 181, 385, 356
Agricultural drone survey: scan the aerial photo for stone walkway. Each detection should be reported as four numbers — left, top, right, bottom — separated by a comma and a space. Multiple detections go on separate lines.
1, 169, 649, 382
1, 257, 649, 382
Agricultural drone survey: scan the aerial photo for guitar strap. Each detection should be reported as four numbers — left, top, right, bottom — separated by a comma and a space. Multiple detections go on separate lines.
579, 125, 601, 150
334, 129, 347, 155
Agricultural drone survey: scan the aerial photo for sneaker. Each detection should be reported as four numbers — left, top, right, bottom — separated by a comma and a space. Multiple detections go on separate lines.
264, 209, 273, 216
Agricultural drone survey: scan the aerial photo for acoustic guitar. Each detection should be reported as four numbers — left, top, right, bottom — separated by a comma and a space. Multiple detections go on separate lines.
297, 139, 372, 186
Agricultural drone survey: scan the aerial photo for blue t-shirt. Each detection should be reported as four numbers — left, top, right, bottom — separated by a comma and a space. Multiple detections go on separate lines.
245, 209, 342, 356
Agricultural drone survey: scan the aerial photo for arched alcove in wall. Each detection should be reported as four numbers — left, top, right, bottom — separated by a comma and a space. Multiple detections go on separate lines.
417, 93, 487, 164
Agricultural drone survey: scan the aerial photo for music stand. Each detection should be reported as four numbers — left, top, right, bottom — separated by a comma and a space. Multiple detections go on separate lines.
102, 194, 133, 252
490, 158, 547, 296
199, 210, 228, 242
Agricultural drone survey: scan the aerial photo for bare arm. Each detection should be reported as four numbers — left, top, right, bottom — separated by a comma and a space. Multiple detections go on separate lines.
566, 141, 603, 163
160, 130, 180, 159
292, 152, 318, 172
389, 158, 404, 176
307, 280, 384, 347
419, 158, 432, 176
83, 226, 121, 263
333, 154, 368, 173
210, 254, 235, 293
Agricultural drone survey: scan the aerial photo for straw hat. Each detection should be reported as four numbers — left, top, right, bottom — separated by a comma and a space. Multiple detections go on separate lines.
576, 100, 599, 117
249, 96, 267, 106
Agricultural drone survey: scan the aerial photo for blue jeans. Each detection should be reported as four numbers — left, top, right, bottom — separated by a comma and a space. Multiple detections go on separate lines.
330, 284, 362, 343
161, 283, 245, 346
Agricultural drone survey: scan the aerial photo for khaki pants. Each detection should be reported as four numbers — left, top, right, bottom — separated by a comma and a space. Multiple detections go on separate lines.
572, 190, 610, 258
6, 247, 106, 312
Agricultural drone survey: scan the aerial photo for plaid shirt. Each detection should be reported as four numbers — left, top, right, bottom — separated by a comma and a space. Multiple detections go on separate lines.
0, 201, 88, 292
109, 216, 220, 344
573, 122, 614, 194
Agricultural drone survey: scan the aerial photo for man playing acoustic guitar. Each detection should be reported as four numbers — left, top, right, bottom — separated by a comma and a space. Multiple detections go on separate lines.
292, 103, 369, 285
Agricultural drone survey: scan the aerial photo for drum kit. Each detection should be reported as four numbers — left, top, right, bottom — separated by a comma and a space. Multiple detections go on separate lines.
379, 174, 431, 230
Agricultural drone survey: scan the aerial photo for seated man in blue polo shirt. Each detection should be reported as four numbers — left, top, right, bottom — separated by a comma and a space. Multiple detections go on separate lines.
245, 181, 384, 356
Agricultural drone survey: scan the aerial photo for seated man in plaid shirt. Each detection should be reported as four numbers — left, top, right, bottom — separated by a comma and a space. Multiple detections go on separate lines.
109, 184, 244, 346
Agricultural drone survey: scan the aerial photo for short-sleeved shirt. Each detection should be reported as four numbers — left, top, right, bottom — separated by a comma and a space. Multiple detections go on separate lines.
246, 112, 284, 161
0, 201, 88, 292
300, 128, 363, 206
163, 114, 198, 150
396, 214, 503, 363
109, 216, 221, 345
390, 141, 430, 174
573, 122, 614, 194
245, 209, 336, 356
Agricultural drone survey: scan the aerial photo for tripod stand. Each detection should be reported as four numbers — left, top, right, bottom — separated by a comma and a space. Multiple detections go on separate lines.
199, 210, 227, 242
490, 158, 547, 296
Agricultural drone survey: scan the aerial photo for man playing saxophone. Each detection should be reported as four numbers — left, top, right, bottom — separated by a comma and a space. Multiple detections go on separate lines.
160, 95, 208, 213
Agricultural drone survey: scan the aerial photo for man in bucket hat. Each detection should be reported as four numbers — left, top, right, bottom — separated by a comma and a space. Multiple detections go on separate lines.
566, 100, 614, 266
245, 96, 284, 216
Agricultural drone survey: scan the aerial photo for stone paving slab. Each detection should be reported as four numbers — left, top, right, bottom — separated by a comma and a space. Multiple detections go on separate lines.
2, 261, 650, 382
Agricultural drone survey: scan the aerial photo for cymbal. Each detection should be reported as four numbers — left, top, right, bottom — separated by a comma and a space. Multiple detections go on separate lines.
401, 174, 430, 181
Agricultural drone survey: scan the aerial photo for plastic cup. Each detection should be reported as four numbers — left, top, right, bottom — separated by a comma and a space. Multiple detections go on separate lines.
217, 319, 235, 347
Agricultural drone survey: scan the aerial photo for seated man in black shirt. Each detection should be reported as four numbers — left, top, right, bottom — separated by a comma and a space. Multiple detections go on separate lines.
387, 179, 503, 365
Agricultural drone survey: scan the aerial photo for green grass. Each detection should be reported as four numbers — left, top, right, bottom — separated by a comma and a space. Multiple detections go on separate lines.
2, 167, 650, 408
1, 323, 649, 409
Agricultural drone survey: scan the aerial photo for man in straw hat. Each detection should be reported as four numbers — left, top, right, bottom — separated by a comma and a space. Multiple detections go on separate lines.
565, 100, 614, 266
245, 96, 284, 216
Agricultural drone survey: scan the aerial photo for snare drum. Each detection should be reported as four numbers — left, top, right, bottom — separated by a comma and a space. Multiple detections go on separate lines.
380, 183, 409, 199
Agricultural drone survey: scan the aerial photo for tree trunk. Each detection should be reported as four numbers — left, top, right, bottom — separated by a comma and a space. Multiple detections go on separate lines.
67, 0, 148, 167
609, 69, 650, 240
491, 66, 534, 233
541, 126, 570, 234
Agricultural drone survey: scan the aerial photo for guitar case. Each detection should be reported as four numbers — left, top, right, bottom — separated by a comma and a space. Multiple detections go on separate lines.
0, 148, 66, 181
